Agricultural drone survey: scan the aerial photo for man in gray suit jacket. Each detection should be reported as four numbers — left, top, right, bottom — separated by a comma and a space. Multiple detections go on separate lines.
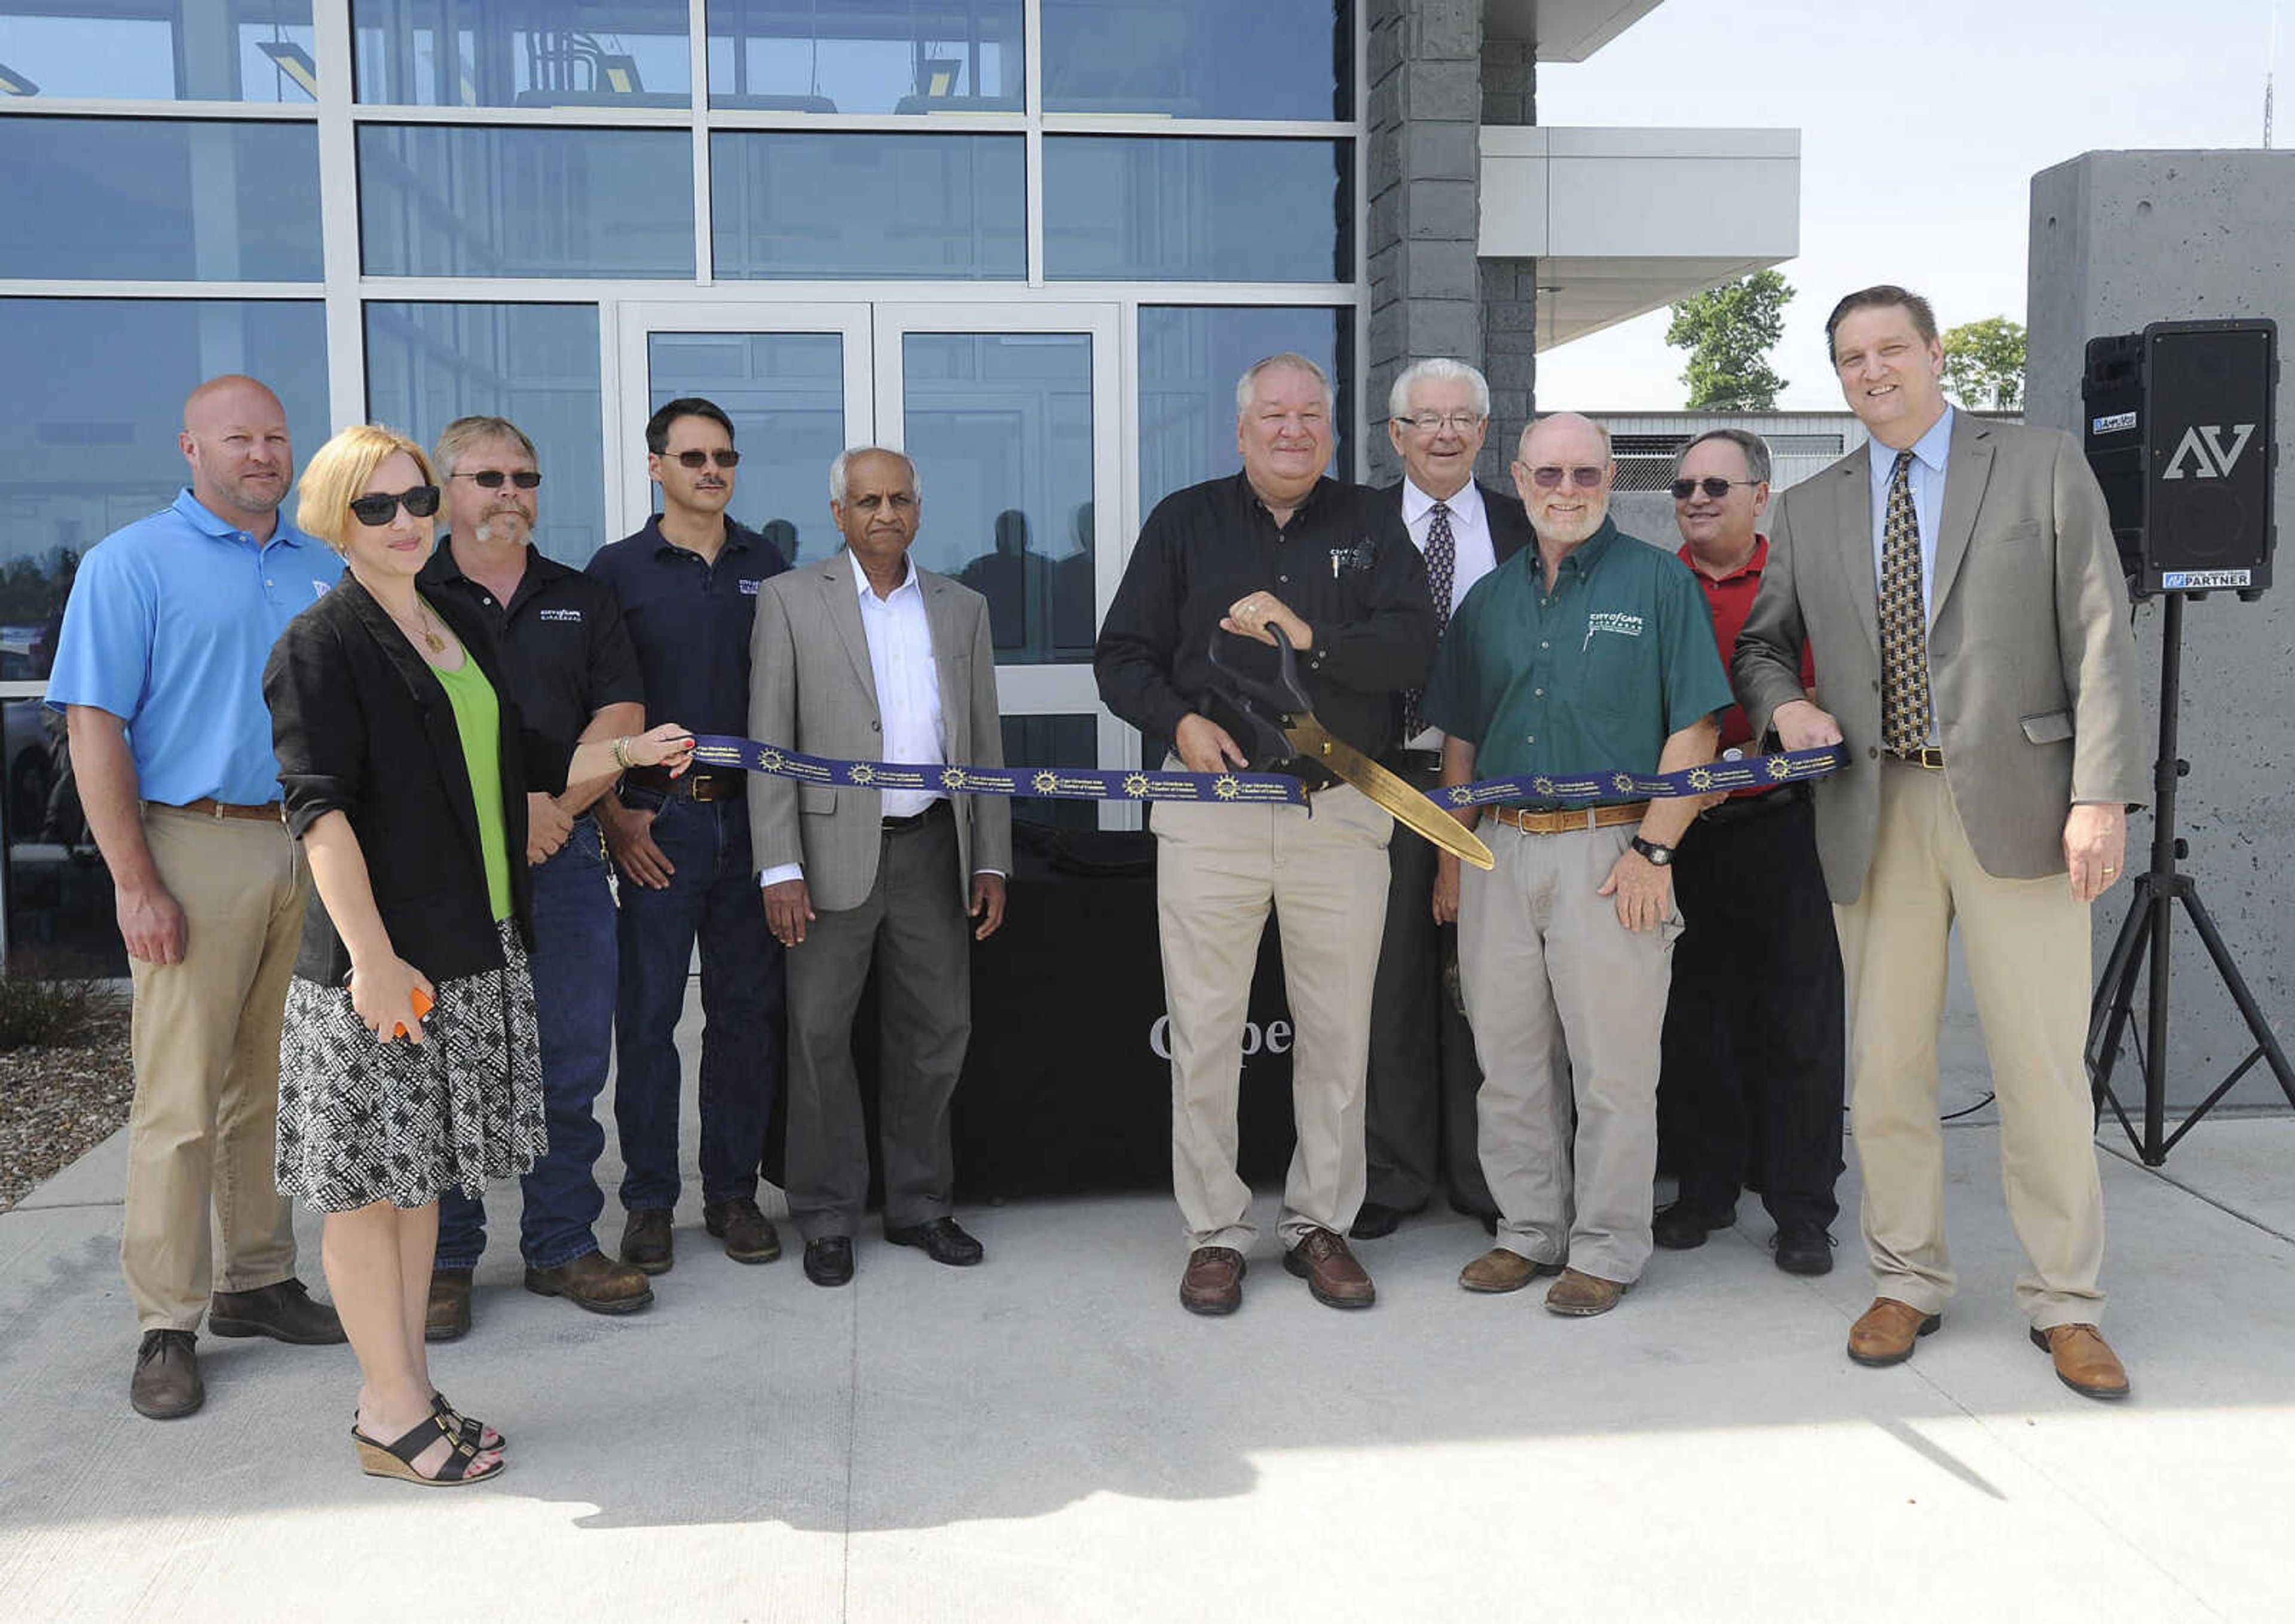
1734, 286, 2147, 1400
749, 446, 1012, 1289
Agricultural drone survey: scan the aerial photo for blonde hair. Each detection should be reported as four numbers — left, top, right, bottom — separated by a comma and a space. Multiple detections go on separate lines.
297, 424, 435, 553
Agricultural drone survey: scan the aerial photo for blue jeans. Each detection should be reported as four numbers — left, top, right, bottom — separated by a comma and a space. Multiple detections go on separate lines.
437, 818, 617, 1272
613, 793, 784, 1212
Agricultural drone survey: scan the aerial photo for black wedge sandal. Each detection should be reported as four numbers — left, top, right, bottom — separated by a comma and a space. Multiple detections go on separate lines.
351, 1411, 506, 1487
432, 1391, 507, 1451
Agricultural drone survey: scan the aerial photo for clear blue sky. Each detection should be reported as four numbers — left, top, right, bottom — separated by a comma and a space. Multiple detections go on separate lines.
1530, 0, 2283, 410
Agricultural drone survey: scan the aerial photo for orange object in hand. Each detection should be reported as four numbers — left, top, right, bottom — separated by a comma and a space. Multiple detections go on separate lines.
391, 985, 434, 1039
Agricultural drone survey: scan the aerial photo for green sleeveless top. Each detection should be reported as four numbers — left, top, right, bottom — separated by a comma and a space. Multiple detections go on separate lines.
432, 652, 513, 923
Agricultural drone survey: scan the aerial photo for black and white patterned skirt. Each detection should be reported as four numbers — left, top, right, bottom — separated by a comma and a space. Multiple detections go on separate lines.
276, 919, 547, 1213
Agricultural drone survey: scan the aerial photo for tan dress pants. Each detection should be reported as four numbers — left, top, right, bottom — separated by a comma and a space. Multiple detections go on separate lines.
123, 806, 309, 1332
1457, 821, 1677, 1284
1154, 780, 1392, 1252
1834, 763, 2106, 1329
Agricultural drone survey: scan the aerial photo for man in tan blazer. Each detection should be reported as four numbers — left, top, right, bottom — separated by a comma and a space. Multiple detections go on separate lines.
1734, 285, 2147, 1400
749, 446, 1011, 1289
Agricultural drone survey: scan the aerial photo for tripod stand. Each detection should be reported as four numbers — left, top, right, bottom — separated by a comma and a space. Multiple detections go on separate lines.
2086, 592, 2295, 1164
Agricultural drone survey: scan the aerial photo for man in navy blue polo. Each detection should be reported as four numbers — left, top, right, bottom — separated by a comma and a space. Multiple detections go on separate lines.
50, 374, 347, 1420
588, 397, 788, 1276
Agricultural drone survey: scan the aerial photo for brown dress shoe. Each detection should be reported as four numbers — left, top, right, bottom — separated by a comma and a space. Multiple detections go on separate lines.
1458, 1247, 1559, 1294
526, 1249, 656, 1316
1180, 1246, 1246, 1316
1846, 1297, 1942, 1366
426, 1269, 473, 1342
130, 1330, 203, 1420
1283, 1227, 1375, 1309
1543, 1267, 1628, 1317
2031, 1323, 2130, 1400
209, 1279, 347, 1345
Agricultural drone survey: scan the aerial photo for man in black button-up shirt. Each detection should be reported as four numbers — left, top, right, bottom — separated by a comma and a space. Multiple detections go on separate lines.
415, 415, 654, 1338
586, 397, 790, 1279
1096, 352, 1436, 1317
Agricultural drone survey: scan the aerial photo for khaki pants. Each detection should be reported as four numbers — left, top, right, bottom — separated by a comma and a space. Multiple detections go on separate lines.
1458, 821, 1676, 1285
1155, 780, 1391, 1252
1833, 763, 2106, 1329
123, 806, 310, 1332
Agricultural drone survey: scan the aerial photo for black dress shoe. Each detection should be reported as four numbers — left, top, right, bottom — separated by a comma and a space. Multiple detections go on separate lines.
884, 1216, 984, 1267
130, 1330, 203, 1420
1773, 1222, 1835, 1276
1348, 1201, 1421, 1241
1651, 1201, 1734, 1250
803, 1235, 856, 1287
208, 1279, 348, 1345
621, 1208, 674, 1276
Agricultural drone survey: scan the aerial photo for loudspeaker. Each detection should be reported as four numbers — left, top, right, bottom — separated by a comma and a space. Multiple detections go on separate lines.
2082, 319, 2278, 597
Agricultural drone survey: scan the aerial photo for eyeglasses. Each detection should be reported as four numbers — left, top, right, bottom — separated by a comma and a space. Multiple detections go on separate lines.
1525, 465, 1608, 491
1393, 411, 1486, 435
1670, 476, 1759, 501
666, 449, 740, 470
452, 469, 541, 490
348, 486, 440, 526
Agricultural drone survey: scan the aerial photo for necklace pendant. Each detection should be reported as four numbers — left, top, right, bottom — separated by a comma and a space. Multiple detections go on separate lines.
424, 629, 445, 655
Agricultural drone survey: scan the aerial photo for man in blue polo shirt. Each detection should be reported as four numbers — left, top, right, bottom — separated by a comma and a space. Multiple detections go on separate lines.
588, 397, 788, 1277
1422, 411, 1728, 1318
49, 374, 347, 1420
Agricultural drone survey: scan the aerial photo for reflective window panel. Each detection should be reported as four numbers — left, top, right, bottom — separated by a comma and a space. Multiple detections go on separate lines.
365, 303, 605, 567
644, 331, 847, 569
0, 296, 328, 975
1000, 714, 1098, 833
711, 133, 1024, 282
1043, 138, 1351, 283
0, 2, 317, 102
1041, 0, 1349, 120
1137, 306, 1350, 509
0, 118, 322, 282
901, 332, 1095, 666
359, 125, 694, 279
351, 0, 693, 108
706, 0, 1021, 114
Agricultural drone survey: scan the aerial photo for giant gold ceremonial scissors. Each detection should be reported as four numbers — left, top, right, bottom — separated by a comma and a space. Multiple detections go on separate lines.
1206, 625, 1495, 870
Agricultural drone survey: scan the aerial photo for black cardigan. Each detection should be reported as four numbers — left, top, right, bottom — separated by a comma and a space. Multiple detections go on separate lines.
265, 574, 573, 987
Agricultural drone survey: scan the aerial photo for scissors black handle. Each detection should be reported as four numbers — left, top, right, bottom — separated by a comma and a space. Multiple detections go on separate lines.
1204, 623, 1310, 772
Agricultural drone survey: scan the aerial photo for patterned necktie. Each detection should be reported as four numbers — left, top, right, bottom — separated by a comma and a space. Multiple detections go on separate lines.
1879, 449, 1933, 753
1402, 500, 1455, 742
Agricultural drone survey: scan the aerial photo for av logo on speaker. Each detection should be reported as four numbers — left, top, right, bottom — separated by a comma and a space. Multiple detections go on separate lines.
2161, 423, 2257, 480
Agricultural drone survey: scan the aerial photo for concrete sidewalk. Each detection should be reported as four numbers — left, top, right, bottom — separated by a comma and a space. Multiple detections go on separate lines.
4, 1039, 2293, 1623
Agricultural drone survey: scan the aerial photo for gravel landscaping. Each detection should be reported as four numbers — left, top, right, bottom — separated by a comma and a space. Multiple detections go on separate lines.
0, 989, 131, 1212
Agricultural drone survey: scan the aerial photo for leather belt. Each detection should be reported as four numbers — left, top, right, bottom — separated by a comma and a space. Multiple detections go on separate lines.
882, 799, 953, 833
1697, 783, 1807, 828
628, 769, 744, 802
162, 797, 281, 822
1488, 800, 1648, 835
1887, 747, 1947, 770
1388, 748, 1444, 774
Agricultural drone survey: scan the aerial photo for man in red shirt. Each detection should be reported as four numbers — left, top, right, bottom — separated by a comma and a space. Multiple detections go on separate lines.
1653, 429, 1844, 1275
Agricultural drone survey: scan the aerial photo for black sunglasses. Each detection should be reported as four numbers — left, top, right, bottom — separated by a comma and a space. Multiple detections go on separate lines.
452, 469, 541, 490
669, 449, 740, 469
348, 485, 441, 526
1672, 476, 1759, 501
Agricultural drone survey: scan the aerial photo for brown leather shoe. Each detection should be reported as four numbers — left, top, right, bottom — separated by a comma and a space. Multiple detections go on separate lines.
208, 1279, 347, 1345
1458, 1247, 1559, 1294
1180, 1246, 1246, 1316
130, 1330, 203, 1420
1846, 1296, 1942, 1366
525, 1249, 656, 1316
1543, 1267, 1629, 1317
703, 1198, 782, 1265
1283, 1227, 1375, 1309
425, 1268, 473, 1342
2031, 1323, 2130, 1400
620, 1208, 674, 1276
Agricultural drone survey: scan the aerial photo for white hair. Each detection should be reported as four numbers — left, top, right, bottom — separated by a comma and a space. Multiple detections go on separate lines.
1387, 357, 1491, 421
829, 445, 922, 504
1234, 353, 1335, 418
1516, 413, 1613, 460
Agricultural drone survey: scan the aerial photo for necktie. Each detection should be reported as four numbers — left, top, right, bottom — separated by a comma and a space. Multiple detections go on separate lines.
1402, 500, 1455, 743
1879, 449, 1933, 754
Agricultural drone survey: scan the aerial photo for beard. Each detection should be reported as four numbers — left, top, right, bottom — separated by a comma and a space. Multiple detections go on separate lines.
1534, 494, 1609, 548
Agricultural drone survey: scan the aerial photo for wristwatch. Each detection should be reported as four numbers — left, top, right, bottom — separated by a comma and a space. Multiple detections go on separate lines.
1629, 834, 1675, 867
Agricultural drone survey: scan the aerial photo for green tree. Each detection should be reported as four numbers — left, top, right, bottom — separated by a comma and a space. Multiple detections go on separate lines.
1664, 270, 1794, 411
1941, 316, 2026, 409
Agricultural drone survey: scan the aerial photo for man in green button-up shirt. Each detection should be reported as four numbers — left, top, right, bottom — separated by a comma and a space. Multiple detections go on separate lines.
1421, 412, 1730, 1316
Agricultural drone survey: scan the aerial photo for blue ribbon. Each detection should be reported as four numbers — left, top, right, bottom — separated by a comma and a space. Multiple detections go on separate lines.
689, 735, 1844, 809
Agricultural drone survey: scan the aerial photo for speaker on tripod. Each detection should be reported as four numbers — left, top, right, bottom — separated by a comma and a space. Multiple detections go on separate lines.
2079, 318, 2293, 1162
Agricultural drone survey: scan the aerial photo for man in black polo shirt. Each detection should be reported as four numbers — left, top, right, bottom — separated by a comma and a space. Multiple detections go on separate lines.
1096, 352, 1437, 1317
588, 397, 788, 1276
418, 415, 655, 1335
